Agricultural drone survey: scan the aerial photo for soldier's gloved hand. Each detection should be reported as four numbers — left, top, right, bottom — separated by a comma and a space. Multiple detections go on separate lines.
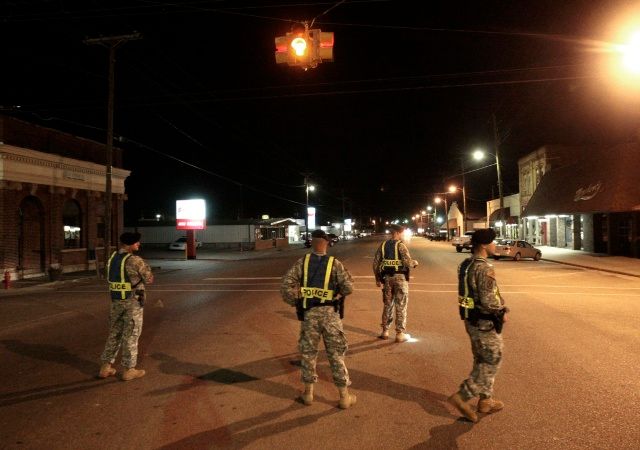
412, 260, 419, 268
376, 280, 382, 288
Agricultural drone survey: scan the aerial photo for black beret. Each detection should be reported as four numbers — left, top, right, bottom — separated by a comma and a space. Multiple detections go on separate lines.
389, 224, 405, 233
311, 229, 330, 241
120, 232, 141, 246
471, 229, 496, 245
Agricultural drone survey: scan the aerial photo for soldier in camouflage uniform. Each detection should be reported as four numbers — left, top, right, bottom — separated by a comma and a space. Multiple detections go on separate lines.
373, 224, 419, 342
98, 232, 154, 381
448, 229, 509, 422
281, 229, 356, 409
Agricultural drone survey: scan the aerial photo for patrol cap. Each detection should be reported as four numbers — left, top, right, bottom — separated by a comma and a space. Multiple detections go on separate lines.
471, 228, 496, 245
120, 232, 141, 246
389, 224, 404, 233
311, 229, 330, 241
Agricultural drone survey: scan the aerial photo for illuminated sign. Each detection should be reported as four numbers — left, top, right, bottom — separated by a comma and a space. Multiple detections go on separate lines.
344, 218, 352, 232
574, 182, 602, 202
307, 207, 316, 230
176, 199, 206, 230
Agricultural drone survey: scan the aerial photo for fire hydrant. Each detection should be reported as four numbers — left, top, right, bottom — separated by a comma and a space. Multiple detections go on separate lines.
3, 270, 11, 289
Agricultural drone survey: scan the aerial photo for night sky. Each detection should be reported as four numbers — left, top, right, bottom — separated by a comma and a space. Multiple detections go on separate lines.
4, 1, 640, 226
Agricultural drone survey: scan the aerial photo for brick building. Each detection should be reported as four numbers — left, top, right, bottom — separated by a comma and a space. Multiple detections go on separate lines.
0, 116, 130, 279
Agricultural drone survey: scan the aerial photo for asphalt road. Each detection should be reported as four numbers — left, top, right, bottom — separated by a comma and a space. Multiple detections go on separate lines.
1, 238, 639, 449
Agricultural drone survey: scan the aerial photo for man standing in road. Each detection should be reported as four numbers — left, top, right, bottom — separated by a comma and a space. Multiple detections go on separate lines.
448, 228, 508, 423
98, 232, 154, 381
373, 223, 418, 342
280, 229, 356, 409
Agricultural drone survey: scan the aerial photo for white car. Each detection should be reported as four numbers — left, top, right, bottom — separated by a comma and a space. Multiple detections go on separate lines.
493, 239, 541, 261
168, 237, 203, 250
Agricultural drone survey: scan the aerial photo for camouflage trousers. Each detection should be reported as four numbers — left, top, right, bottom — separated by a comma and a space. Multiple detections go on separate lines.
459, 319, 503, 400
381, 274, 409, 332
100, 297, 144, 369
299, 305, 350, 387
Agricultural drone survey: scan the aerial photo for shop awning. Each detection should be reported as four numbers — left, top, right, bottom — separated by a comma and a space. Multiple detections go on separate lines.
488, 208, 518, 224
524, 143, 640, 216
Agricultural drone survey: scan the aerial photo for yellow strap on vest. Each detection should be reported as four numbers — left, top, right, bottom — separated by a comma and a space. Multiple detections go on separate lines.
301, 254, 335, 308
106, 251, 117, 279
458, 261, 475, 319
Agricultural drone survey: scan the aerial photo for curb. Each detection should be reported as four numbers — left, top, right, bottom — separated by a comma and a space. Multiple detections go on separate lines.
542, 258, 640, 278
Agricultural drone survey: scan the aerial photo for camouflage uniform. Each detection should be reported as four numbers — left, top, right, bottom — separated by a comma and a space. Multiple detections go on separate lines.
457, 257, 506, 401
373, 239, 415, 333
281, 253, 354, 387
100, 250, 153, 369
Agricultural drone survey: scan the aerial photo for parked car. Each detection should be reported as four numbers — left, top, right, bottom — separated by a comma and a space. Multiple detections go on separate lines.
168, 237, 203, 250
427, 231, 447, 241
326, 233, 340, 246
451, 231, 475, 252
493, 239, 541, 261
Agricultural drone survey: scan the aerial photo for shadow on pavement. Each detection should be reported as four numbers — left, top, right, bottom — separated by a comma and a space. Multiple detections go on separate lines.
157, 404, 340, 450
0, 378, 116, 407
1, 339, 98, 376
409, 419, 474, 449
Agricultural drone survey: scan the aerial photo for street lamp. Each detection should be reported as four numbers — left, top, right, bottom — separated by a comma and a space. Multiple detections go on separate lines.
473, 148, 504, 234
622, 31, 640, 74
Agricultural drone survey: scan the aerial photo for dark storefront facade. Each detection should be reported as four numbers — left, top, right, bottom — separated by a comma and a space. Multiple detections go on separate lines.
523, 143, 640, 258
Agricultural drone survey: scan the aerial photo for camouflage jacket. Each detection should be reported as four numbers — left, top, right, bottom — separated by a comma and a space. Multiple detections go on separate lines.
459, 257, 505, 315
372, 239, 414, 282
119, 250, 153, 290
280, 252, 354, 306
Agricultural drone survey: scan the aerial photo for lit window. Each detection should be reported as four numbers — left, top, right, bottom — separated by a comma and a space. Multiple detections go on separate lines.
63, 200, 82, 248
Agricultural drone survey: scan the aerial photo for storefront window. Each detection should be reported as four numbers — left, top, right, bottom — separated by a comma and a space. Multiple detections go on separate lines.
63, 200, 82, 248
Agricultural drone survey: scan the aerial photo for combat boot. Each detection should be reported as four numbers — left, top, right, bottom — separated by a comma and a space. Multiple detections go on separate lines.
301, 383, 314, 406
122, 368, 146, 381
98, 363, 116, 379
338, 386, 357, 409
478, 397, 504, 414
395, 332, 409, 343
379, 329, 389, 340
447, 392, 478, 423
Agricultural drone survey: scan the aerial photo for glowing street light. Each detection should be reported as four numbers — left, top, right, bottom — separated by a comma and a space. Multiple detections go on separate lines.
622, 31, 640, 74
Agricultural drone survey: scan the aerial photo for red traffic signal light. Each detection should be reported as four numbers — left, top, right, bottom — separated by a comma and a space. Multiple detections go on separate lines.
275, 27, 334, 69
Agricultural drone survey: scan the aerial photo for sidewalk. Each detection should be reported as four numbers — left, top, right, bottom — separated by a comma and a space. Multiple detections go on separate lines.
538, 246, 640, 277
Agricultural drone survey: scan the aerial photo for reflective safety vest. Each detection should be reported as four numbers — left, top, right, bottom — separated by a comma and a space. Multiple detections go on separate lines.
380, 240, 408, 275
458, 257, 502, 321
107, 251, 133, 300
458, 258, 476, 320
300, 253, 336, 309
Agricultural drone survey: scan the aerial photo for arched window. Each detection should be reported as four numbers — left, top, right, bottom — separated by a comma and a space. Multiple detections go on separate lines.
63, 200, 82, 248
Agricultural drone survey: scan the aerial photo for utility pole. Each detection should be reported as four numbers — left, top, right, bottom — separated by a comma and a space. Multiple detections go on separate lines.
461, 158, 467, 234
84, 33, 142, 269
493, 113, 505, 237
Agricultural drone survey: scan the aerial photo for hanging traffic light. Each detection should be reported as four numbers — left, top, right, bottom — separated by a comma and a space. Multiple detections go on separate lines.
275, 24, 334, 70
